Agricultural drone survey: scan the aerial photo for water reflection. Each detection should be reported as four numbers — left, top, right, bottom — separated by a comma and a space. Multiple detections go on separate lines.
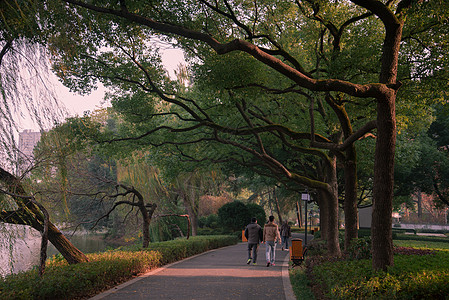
1, 224, 111, 277
0, 224, 41, 277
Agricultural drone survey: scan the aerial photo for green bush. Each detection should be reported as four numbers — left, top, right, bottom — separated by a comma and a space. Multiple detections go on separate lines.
357, 228, 371, 238
218, 201, 250, 231
246, 203, 266, 225
0, 235, 238, 300
310, 247, 449, 299
144, 235, 238, 265
394, 233, 449, 243
217, 201, 266, 232
199, 214, 219, 229
347, 237, 372, 260
0, 250, 161, 300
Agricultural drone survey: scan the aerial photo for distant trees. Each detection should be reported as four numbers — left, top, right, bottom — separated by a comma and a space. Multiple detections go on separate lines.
395, 106, 449, 212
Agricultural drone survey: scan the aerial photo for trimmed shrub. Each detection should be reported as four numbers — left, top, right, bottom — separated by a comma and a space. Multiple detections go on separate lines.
0, 235, 238, 300
218, 201, 250, 231
246, 203, 266, 225
0, 250, 161, 300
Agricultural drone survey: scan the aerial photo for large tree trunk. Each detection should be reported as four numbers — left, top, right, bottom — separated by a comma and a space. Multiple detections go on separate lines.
2, 210, 88, 264
190, 213, 198, 236
371, 94, 396, 270
47, 223, 88, 264
324, 155, 341, 257
371, 9, 403, 270
139, 203, 156, 249
181, 191, 198, 236
0, 167, 88, 264
344, 145, 359, 250
416, 189, 422, 219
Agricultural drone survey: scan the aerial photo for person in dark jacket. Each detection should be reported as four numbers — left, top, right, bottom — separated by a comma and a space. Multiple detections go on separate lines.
280, 221, 292, 251
244, 217, 263, 265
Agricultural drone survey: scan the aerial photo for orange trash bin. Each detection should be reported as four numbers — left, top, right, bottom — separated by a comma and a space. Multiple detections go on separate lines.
290, 238, 304, 266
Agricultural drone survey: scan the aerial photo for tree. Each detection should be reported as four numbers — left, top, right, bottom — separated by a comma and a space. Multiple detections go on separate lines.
46, 0, 449, 270
218, 200, 250, 232
246, 203, 266, 226
0, 0, 89, 265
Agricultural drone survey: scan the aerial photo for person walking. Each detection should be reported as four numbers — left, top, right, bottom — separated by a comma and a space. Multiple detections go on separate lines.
263, 215, 281, 267
280, 221, 291, 251
244, 217, 263, 265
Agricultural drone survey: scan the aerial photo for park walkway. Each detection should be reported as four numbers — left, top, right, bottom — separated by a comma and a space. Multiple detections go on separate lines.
90, 238, 300, 300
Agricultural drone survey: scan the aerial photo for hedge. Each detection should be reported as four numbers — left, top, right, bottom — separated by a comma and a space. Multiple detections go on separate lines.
0, 235, 238, 300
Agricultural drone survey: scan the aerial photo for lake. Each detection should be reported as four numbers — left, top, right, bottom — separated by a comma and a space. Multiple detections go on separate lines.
0, 224, 111, 277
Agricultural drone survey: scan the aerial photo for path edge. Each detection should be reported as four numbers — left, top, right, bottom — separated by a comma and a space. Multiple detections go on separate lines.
89, 244, 237, 300
282, 252, 296, 300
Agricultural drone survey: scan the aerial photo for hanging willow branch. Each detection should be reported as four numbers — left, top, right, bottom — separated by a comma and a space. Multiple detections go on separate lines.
0, 188, 49, 276
155, 214, 191, 239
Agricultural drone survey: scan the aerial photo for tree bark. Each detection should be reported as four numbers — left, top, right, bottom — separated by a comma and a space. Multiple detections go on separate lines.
181, 190, 198, 236
370, 1, 404, 268
371, 94, 396, 270
47, 223, 89, 264
344, 146, 359, 250
0, 167, 88, 264
273, 188, 283, 225
139, 203, 156, 248
416, 189, 422, 219
326, 155, 341, 257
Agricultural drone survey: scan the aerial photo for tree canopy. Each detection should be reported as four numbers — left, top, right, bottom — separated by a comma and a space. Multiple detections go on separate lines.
2, 0, 449, 271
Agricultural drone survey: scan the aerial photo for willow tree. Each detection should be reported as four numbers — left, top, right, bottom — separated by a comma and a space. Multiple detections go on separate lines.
0, 1, 88, 265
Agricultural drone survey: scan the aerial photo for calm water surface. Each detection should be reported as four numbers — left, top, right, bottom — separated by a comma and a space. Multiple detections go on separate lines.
0, 224, 109, 277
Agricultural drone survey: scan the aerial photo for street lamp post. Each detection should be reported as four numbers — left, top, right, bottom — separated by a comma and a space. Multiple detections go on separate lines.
301, 191, 310, 247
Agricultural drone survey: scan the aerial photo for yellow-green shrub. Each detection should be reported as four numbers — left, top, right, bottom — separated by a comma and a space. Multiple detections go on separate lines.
0, 235, 237, 300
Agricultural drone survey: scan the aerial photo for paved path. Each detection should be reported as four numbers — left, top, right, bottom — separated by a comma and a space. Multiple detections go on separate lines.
90, 240, 299, 300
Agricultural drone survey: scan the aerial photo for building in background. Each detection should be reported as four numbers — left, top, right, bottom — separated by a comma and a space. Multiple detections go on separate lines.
17, 129, 41, 174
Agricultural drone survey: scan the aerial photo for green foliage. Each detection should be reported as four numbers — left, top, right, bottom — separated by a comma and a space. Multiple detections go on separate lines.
246, 203, 266, 225
289, 266, 316, 300
0, 250, 161, 300
312, 249, 449, 299
199, 214, 219, 229
0, 235, 237, 300
217, 200, 265, 232
347, 237, 372, 260
302, 236, 449, 300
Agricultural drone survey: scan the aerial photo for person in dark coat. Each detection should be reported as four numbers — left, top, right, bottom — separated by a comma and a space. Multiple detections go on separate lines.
280, 221, 292, 251
244, 217, 263, 265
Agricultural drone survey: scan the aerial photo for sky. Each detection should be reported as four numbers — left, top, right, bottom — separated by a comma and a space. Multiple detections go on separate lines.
19, 48, 185, 131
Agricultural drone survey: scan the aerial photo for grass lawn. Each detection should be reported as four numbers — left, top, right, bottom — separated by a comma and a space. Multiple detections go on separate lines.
290, 235, 449, 300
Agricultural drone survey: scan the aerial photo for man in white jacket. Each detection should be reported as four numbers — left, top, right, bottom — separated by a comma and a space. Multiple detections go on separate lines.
263, 215, 281, 267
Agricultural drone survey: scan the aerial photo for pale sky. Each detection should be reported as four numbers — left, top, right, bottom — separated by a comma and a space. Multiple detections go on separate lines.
63, 48, 184, 115
19, 48, 185, 131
